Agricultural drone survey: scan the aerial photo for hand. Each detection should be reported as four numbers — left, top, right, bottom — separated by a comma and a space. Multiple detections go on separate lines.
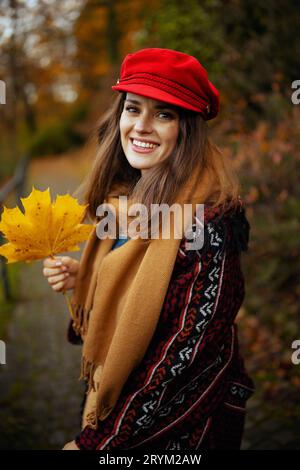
62, 440, 80, 450
43, 256, 80, 293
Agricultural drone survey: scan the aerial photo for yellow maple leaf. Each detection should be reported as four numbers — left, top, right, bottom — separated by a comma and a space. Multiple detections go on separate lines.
0, 186, 95, 263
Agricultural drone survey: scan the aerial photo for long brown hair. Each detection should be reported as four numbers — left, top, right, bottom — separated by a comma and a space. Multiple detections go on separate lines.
75, 92, 240, 229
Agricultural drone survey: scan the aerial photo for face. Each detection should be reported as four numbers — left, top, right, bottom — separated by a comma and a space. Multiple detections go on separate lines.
120, 92, 180, 176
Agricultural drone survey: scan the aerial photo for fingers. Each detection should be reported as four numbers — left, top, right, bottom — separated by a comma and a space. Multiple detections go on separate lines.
43, 256, 79, 274
43, 256, 78, 292
47, 272, 70, 286
43, 266, 65, 277
60, 256, 79, 274
49, 275, 70, 292
51, 280, 66, 292
47, 271, 70, 292
43, 256, 64, 268
51, 280, 67, 292
43, 257, 66, 278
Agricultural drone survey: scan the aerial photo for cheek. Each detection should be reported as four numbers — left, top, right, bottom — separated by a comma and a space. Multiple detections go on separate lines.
119, 113, 130, 138
164, 123, 179, 149
119, 115, 124, 134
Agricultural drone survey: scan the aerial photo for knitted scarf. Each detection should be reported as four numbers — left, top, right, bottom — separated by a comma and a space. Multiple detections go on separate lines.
70, 166, 220, 429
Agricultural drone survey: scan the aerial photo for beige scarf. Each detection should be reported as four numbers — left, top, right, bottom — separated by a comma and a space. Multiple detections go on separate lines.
70, 166, 218, 429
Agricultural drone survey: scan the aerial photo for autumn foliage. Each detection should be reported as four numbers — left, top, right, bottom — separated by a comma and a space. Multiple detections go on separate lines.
0, 187, 94, 263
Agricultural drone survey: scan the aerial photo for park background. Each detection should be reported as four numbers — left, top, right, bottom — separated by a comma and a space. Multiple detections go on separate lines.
0, 0, 299, 449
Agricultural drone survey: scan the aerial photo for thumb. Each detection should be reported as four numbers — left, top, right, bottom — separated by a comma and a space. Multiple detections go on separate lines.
61, 256, 79, 274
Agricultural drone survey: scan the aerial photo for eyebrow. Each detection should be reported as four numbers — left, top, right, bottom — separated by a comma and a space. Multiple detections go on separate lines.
125, 98, 178, 112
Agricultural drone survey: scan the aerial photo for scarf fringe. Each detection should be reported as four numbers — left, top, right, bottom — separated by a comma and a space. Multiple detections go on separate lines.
71, 302, 104, 429
80, 355, 98, 393
70, 302, 91, 337
80, 356, 111, 430
84, 400, 113, 430
85, 410, 98, 430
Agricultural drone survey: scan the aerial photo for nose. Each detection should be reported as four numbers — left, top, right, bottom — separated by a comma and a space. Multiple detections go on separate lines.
134, 112, 153, 133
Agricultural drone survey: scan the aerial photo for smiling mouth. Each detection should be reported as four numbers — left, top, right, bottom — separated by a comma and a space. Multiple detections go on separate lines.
130, 138, 160, 153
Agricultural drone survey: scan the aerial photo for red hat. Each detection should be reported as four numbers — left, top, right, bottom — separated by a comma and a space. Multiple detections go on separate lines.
112, 48, 220, 120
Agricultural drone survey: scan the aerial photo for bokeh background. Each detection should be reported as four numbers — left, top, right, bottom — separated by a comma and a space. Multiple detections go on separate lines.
0, 0, 300, 450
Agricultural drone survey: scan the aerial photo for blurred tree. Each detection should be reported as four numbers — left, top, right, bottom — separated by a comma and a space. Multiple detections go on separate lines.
73, 0, 146, 102
0, 0, 85, 167
139, 0, 300, 128
1, 0, 299, 162
220, 0, 300, 116
137, 0, 225, 79
73, 1, 110, 95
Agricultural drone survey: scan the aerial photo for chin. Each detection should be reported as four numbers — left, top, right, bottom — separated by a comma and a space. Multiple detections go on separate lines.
126, 154, 154, 170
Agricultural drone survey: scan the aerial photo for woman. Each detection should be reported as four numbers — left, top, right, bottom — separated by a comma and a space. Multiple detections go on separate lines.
43, 48, 254, 450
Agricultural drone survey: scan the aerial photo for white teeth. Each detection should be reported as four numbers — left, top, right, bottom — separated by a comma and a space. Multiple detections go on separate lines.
132, 139, 158, 149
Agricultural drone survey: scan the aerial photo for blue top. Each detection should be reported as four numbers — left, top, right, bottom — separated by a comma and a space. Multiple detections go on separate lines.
111, 236, 130, 251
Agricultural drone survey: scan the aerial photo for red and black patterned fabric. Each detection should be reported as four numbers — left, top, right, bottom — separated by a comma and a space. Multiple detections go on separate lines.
69, 200, 255, 450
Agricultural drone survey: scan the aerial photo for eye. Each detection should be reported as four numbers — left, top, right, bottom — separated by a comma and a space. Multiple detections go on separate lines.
157, 111, 174, 120
125, 105, 138, 113
124, 106, 175, 120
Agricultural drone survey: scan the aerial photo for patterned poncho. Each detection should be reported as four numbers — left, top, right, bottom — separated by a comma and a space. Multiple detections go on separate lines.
67, 200, 255, 450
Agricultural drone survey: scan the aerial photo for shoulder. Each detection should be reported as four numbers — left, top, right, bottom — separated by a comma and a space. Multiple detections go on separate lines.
179, 198, 250, 259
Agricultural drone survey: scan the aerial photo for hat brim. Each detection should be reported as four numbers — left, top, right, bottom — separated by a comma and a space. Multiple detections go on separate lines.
111, 83, 201, 113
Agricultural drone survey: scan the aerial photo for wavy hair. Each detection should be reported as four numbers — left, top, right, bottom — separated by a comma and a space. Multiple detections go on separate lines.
75, 92, 240, 233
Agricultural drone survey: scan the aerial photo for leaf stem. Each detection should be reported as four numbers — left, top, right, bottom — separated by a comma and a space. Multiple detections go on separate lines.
63, 288, 76, 323
49, 253, 75, 321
